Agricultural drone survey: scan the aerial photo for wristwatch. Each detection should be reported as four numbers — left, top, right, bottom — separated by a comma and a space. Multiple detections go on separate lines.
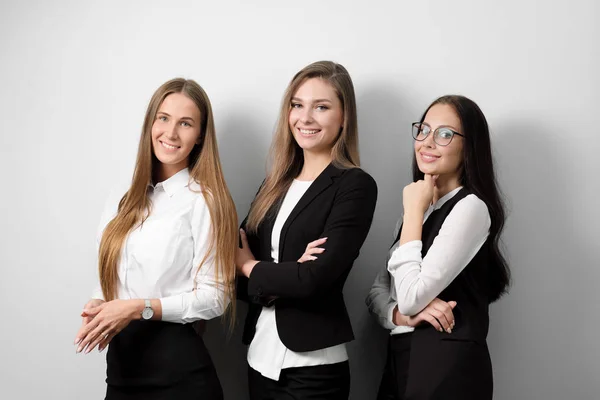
141, 299, 154, 320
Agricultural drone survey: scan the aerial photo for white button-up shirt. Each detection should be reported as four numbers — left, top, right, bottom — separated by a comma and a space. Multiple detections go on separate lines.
92, 168, 228, 323
366, 187, 491, 334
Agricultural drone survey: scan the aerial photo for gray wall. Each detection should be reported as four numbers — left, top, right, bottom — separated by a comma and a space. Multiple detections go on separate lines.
1, 0, 598, 399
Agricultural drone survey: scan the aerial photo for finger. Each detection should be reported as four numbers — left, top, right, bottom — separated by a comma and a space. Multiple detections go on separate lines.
423, 312, 443, 332
82, 303, 105, 317
424, 174, 434, 186
432, 175, 439, 187
77, 320, 103, 353
239, 229, 249, 248
297, 255, 318, 263
307, 238, 328, 249
429, 308, 452, 332
75, 317, 100, 345
98, 332, 117, 353
305, 247, 325, 255
86, 328, 111, 354
431, 300, 455, 330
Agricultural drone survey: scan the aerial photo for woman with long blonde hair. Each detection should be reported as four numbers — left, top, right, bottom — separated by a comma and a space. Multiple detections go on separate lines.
236, 61, 378, 399
74, 78, 237, 400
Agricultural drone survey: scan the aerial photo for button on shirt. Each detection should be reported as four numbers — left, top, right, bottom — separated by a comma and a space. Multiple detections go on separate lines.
91, 168, 228, 323
247, 179, 348, 380
366, 187, 491, 335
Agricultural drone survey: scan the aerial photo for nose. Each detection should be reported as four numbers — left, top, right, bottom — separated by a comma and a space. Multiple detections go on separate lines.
163, 122, 178, 139
299, 107, 314, 124
422, 130, 436, 148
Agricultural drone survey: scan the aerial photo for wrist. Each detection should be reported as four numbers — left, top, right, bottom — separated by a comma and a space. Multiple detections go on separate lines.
129, 299, 145, 320
403, 211, 424, 222
243, 260, 259, 277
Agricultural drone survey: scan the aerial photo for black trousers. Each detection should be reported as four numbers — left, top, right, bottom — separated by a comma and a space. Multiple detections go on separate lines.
377, 333, 413, 400
377, 332, 493, 400
105, 320, 223, 400
248, 361, 350, 400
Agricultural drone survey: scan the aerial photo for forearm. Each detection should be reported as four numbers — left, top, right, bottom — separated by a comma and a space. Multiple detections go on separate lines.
399, 213, 424, 246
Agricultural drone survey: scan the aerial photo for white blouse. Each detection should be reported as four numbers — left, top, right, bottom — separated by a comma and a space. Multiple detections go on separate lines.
91, 168, 228, 324
366, 187, 491, 335
247, 179, 348, 381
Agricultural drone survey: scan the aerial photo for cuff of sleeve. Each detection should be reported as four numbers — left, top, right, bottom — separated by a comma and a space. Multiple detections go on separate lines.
160, 296, 184, 323
387, 240, 422, 272
386, 302, 398, 327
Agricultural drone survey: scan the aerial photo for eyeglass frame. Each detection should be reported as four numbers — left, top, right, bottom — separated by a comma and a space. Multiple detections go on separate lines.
411, 122, 465, 146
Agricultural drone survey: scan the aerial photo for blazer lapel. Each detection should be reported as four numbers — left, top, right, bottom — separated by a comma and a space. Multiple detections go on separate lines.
278, 163, 343, 258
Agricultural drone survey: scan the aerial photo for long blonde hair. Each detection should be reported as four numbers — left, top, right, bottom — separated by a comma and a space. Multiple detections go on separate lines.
246, 61, 360, 232
98, 78, 237, 317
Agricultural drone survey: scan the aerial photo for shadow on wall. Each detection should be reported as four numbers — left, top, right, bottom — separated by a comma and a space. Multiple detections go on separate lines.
204, 108, 269, 400
344, 81, 415, 400
486, 119, 596, 399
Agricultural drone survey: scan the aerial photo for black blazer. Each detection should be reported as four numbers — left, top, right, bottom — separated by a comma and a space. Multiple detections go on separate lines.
237, 163, 377, 352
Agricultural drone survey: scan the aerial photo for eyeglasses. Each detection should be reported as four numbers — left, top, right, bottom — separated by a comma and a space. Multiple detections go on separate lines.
412, 122, 464, 146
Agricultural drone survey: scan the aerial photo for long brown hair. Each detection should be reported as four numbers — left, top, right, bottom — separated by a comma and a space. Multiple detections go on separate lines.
246, 61, 360, 232
98, 78, 237, 316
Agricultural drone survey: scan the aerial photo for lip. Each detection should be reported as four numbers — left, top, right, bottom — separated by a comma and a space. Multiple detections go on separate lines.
419, 152, 440, 163
159, 140, 181, 151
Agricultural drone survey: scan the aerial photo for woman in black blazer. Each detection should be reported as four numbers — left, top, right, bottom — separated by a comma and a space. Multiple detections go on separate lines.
236, 61, 377, 400
367, 95, 510, 399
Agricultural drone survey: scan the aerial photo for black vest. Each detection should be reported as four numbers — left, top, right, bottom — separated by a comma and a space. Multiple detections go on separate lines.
395, 188, 492, 343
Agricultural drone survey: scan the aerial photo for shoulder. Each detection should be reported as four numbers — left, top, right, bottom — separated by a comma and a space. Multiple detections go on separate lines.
447, 193, 491, 229
338, 167, 377, 191
186, 181, 211, 210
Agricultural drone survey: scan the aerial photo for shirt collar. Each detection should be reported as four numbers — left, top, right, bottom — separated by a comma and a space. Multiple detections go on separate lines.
432, 186, 463, 210
150, 168, 190, 197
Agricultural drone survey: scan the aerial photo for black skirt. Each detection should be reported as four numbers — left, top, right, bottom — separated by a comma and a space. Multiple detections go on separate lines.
105, 320, 223, 400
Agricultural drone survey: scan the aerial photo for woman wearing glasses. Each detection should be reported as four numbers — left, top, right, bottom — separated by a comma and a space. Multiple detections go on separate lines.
366, 95, 510, 399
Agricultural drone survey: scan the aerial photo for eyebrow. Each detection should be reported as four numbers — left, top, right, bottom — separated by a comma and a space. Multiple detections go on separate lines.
157, 111, 196, 124
422, 122, 460, 132
291, 97, 333, 104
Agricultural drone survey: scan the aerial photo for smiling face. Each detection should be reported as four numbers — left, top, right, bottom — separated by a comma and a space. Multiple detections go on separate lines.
414, 103, 464, 180
151, 92, 202, 180
288, 78, 344, 156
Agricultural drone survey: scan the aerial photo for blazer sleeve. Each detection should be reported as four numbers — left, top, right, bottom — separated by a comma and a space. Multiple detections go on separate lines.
246, 170, 378, 299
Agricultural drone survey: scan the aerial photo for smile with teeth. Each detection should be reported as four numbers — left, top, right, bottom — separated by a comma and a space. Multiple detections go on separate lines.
299, 128, 320, 135
160, 141, 180, 150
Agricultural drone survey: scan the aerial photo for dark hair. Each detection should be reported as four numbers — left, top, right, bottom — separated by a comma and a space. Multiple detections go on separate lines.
412, 95, 510, 302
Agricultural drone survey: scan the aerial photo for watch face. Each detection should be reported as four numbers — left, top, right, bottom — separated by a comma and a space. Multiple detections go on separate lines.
142, 307, 154, 320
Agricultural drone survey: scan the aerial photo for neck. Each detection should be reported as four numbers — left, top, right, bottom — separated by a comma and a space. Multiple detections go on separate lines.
297, 150, 332, 181
155, 162, 188, 183
432, 173, 461, 204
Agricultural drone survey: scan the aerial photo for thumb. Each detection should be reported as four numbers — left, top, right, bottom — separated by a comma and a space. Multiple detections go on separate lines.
240, 229, 249, 247
448, 301, 458, 309
424, 174, 434, 186
81, 304, 103, 317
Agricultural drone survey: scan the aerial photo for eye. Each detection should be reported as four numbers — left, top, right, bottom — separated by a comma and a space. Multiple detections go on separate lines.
316, 105, 329, 111
291, 102, 302, 109
438, 129, 454, 139
180, 121, 191, 127
158, 115, 167, 122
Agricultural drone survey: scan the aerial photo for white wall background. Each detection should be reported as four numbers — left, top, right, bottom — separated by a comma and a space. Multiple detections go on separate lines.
1, 0, 598, 399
